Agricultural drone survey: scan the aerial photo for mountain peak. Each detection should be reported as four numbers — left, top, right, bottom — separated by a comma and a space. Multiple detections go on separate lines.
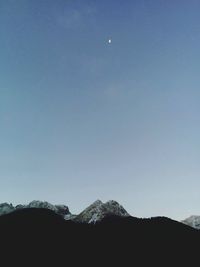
90, 199, 103, 206
75, 200, 130, 223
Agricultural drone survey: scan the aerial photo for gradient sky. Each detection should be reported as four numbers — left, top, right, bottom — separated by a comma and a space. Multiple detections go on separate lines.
0, 0, 200, 220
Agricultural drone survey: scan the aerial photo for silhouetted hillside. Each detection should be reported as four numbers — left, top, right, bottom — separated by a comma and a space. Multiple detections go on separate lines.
0, 208, 199, 265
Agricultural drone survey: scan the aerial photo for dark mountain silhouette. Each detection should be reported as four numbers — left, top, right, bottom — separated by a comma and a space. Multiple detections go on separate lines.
0, 207, 199, 266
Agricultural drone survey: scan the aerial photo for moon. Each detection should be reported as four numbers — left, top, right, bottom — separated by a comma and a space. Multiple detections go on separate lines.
108, 39, 112, 44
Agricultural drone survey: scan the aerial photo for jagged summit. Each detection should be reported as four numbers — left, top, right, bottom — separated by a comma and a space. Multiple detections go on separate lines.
26, 200, 70, 216
27, 200, 58, 212
75, 199, 130, 223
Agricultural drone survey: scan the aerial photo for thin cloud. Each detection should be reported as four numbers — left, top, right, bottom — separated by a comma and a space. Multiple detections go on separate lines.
104, 80, 138, 100
57, 9, 81, 28
57, 5, 96, 29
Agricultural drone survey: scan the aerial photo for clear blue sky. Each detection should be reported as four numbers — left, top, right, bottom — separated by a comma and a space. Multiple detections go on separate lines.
0, 0, 200, 220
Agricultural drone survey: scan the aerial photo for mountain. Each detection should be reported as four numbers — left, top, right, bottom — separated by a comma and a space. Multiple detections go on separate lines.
0, 200, 71, 217
74, 200, 130, 223
181, 215, 200, 229
0, 208, 199, 266
27, 200, 70, 217
2, 199, 200, 230
0, 199, 129, 223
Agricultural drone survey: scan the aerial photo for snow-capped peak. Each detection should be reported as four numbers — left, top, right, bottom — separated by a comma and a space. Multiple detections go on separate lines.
75, 200, 130, 223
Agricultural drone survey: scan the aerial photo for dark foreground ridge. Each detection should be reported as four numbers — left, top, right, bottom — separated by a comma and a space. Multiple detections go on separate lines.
0, 208, 200, 266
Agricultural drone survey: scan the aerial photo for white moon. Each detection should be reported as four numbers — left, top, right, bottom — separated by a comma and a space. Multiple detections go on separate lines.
108, 39, 112, 44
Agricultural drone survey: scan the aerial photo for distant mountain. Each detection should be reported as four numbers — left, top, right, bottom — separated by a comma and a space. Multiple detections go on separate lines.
181, 215, 200, 229
0, 203, 15, 215
74, 200, 130, 223
0, 200, 71, 217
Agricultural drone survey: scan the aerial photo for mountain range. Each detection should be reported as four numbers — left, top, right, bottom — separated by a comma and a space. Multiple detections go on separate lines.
0, 199, 130, 223
0, 200, 200, 265
0, 199, 198, 227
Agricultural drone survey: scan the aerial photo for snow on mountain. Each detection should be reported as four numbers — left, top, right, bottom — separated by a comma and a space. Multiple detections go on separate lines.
0, 203, 15, 215
181, 215, 200, 229
75, 200, 130, 223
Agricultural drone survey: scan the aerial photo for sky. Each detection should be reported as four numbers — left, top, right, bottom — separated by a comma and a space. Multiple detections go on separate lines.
0, 0, 200, 220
